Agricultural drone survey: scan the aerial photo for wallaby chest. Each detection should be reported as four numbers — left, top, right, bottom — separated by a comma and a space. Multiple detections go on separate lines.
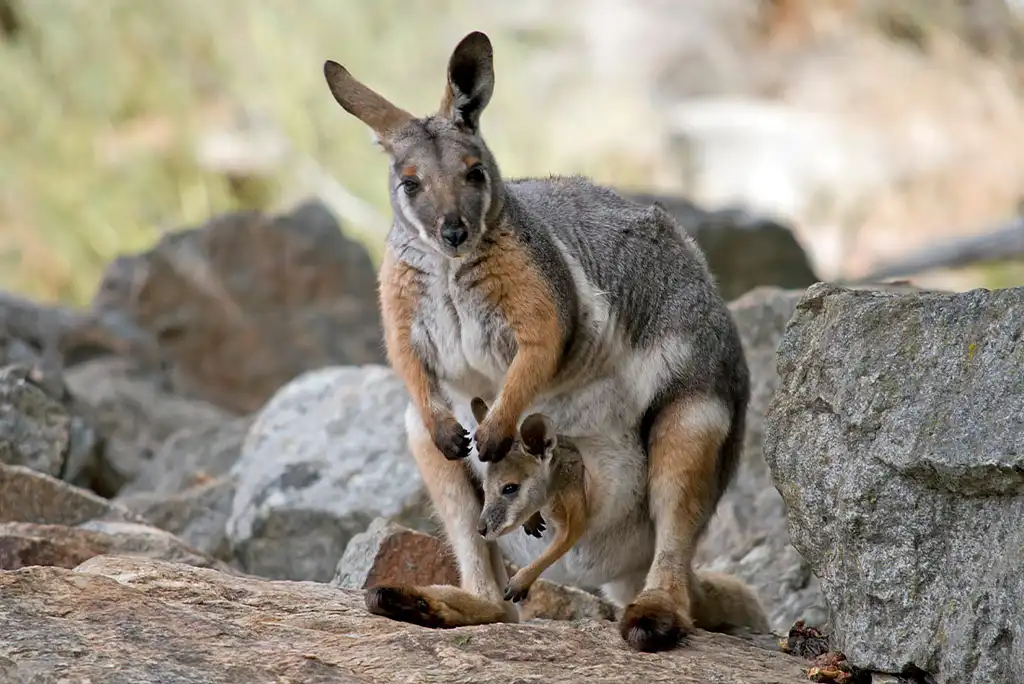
414, 260, 515, 401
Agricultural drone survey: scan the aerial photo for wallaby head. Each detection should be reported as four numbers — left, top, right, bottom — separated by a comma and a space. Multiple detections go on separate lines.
323, 31, 502, 259
470, 397, 557, 541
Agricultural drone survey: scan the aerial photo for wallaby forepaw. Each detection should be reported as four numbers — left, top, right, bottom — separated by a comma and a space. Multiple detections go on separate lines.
503, 579, 531, 603
433, 414, 471, 461
619, 592, 693, 652
523, 514, 546, 538
474, 418, 514, 463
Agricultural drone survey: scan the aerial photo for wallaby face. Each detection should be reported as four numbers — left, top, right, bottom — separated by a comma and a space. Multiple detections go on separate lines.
323, 31, 500, 259
471, 398, 557, 540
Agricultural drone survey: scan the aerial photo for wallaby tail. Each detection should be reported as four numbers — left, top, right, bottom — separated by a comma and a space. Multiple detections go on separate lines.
365, 584, 510, 629
691, 570, 772, 634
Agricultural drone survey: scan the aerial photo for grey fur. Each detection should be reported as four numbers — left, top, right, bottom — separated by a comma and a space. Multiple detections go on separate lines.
326, 30, 750, 617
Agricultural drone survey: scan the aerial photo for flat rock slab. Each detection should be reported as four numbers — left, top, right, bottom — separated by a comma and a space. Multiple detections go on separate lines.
0, 463, 140, 526
0, 555, 812, 684
764, 283, 1024, 684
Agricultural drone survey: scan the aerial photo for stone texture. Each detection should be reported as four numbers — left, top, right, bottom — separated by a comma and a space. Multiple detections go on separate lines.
117, 475, 236, 561
333, 517, 616, 623
89, 199, 386, 414
0, 463, 140, 526
332, 516, 459, 590
121, 415, 253, 496
695, 287, 827, 632
64, 356, 233, 494
0, 555, 812, 683
626, 192, 819, 300
0, 364, 71, 478
0, 520, 239, 574
764, 283, 1024, 684
226, 365, 432, 582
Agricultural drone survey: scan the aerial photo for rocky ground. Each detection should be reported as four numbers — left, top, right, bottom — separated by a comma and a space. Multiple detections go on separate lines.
0, 197, 1019, 683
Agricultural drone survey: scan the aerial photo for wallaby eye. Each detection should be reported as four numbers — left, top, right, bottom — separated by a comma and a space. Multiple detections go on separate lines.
465, 165, 486, 185
400, 177, 421, 196
501, 483, 519, 497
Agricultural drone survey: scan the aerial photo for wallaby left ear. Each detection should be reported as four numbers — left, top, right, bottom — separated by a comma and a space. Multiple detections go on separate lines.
470, 397, 490, 424
519, 413, 556, 458
438, 31, 494, 132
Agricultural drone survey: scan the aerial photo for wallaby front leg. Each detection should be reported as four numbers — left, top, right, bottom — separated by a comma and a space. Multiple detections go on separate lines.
504, 499, 586, 602
474, 232, 563, 462
379, 249, 470, 461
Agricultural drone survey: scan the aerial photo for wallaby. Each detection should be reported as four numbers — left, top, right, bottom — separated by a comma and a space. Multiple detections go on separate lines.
470, 397, 587, 603
323, 30, 770, 651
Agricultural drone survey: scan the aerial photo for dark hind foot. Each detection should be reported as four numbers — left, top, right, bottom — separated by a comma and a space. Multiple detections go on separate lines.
365, 585, 448, 629
619, 591, 692, 652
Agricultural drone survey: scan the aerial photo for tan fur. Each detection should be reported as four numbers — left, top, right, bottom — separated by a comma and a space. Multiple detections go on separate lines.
378, 251, 443, 436
473, 229, 563, 460
691, 570, 772, 634
620, 395, 732, 648
504, 486, 587, 602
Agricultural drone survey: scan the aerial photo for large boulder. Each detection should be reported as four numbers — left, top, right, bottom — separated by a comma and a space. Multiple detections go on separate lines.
696, 287, 826, 632
0, 364, 72, 478
763, 283, 1024, 684
0, 555, 812, 683
0, 463, 140, 526
63, 357, 233, 495
89, 199, 386, 414
625, 192, 819, 301
0, 520, 238, 574
226, 365, 432, 581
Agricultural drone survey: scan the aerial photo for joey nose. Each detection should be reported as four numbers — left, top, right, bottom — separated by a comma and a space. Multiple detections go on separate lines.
441, 218, 468, 248
477, 520, 488, 537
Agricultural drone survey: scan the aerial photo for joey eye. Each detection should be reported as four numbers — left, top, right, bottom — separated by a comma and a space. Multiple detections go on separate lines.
465, 165, 486, 185
400, 177, 421, 195
501, 483, 519, 497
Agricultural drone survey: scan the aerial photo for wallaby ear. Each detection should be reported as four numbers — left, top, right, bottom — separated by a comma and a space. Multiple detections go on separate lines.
519, 413, 556, 458
438, 31, 494, 132
470, 397, 490, 424
324, 60, 413, 147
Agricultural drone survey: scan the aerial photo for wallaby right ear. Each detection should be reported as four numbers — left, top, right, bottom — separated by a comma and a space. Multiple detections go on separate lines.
470, 397, 490, 424
519, 413, 556, 458
438, 31, 494, 133
323, 60, 413, 148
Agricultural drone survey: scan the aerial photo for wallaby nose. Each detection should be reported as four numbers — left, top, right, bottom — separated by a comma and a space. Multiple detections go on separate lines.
477, 519, 488, 537
441, 218, 468, 248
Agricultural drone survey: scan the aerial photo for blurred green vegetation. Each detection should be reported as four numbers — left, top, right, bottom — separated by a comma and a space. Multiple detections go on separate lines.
0, 0, 582, 305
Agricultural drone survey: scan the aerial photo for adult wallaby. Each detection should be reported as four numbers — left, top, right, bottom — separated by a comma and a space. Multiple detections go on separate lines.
322, 30, 766, 651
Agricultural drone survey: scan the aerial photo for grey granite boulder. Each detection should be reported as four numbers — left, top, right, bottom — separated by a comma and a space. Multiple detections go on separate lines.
764, 283, 1024, 684
225, 365, 432, 581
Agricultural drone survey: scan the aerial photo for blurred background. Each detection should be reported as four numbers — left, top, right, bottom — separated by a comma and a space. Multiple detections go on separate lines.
2, 0, 1024, 307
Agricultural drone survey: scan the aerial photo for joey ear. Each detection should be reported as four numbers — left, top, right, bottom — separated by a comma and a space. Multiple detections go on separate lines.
438, 31, 494, 132
323, 60, 413, 146
519, 413, 556, 458
470, 397, 490, 424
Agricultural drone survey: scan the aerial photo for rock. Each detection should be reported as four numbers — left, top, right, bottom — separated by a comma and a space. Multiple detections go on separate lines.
332, 516, 459, 590
763, 283, 1024, 684
0, 520, 239, 574
0, 365, 71, 478
0, 555, 812, 683
227, 365, 432, 582
89, 199, 386, 414
120, 415, 254, 496
626, 192, 819, 300
695, 287, 827, 632
0, 463, 140, 526
64, 356, 233, 494
333, 517, 615, 623
117, 476, 237, 561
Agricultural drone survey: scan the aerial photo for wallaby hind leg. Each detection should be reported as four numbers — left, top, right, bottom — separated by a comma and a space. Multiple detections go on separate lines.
619, 395, 730, 652
365, 406, 516, 627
